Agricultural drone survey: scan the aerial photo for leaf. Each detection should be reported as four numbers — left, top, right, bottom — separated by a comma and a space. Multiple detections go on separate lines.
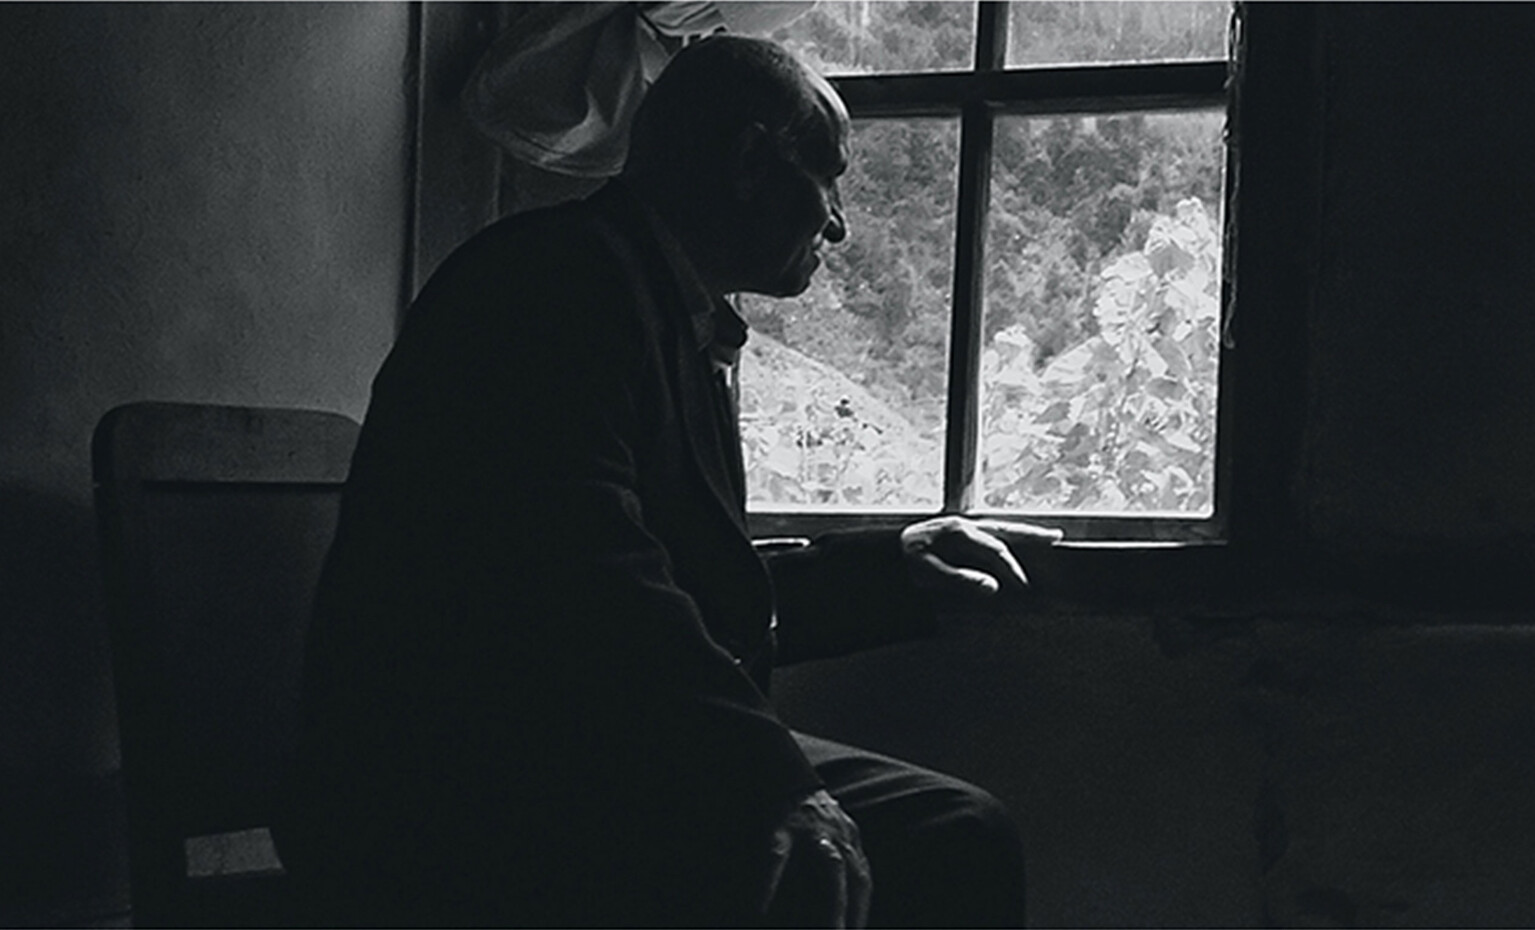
1146, 377, 1185, 401
1036, 400, 1072, 424
1163, 431, 1204, 454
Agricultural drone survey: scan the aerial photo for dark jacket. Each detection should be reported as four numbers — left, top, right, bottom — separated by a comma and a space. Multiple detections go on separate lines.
275, 181, 933, 924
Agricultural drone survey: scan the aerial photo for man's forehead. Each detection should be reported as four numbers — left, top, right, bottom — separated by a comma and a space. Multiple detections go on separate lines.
807, 68, 849, 130
801, 69, 852, 172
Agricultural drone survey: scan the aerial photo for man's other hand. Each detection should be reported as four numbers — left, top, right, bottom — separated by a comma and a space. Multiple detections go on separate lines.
752, 788, 871, 928
900, 515, 1064, 599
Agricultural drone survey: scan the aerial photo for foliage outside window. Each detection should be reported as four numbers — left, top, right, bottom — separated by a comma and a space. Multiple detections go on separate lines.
738, 1, 1233, 536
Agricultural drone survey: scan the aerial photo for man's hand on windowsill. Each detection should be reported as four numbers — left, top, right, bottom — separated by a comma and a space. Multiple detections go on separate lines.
900, 515, 1064, 601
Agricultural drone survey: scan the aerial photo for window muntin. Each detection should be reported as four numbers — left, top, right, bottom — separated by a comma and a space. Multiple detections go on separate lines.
749, 1, 1233, 538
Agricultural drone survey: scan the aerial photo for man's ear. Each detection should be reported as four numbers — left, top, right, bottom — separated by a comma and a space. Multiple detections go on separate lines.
728, 122, 777, 202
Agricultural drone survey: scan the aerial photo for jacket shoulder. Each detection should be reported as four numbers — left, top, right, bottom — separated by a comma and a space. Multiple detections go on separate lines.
400, 193, 669, 358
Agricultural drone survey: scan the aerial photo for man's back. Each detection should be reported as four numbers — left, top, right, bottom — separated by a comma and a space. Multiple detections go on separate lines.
275, 184, 818, 926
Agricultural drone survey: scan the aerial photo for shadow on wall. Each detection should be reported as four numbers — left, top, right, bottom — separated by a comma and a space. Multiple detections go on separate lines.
0, 482, 130, 924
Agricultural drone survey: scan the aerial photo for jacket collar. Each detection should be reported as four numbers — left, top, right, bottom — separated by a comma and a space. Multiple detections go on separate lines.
599, 180, 750, 368
590, 179, 752, 523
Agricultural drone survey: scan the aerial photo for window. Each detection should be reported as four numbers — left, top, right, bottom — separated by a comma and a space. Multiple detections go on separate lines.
740, 1, 1235, 541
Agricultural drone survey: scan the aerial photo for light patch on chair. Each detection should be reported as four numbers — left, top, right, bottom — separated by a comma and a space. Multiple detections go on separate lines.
185, 827, 285, 878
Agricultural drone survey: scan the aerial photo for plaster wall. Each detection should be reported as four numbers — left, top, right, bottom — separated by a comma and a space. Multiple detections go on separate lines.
775, 604, 1535, 927
1303, 4, 1535, 552
0, 3, 410, 922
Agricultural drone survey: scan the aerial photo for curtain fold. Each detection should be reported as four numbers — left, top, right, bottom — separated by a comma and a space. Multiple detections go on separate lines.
461, 2, 816, 178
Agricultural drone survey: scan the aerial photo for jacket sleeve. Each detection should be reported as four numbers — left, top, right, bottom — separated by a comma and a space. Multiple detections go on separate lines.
765, 527, 939, 666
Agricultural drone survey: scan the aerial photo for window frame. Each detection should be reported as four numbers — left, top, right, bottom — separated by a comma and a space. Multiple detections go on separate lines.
747, 1, 1239, 544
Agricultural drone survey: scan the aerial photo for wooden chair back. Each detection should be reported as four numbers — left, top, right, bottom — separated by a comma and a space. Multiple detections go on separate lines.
92, 401, 359, 926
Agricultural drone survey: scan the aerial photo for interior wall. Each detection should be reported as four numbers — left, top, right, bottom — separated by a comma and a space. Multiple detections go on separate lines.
0, 3, 410, 923
1303, 3, 1535, 555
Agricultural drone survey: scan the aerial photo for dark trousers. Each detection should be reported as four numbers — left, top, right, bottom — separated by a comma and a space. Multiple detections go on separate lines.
795, 732, 1028, 928
280, 734, 1026, 928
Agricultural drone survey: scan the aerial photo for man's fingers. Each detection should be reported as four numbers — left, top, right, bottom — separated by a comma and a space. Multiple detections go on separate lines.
821, 836, 849, 928
816, 833, 871, 929
919, 524, 1028, 592
761, 831, 856, 927
757, 790, 870, 926
751, 827, 796, 917
799, 833, 850, 928
959, 522, 1031, 588
973, 518, 1066, 546
843, 837, 872, 929
916, 552, 1000, 595
903, 515, 1063, 601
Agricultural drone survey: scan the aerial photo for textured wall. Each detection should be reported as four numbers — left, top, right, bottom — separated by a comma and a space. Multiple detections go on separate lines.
775, 609, 1268, 927
1303, 4, 1535, 553
775, 603, 1535, 927
0, 4, 409, 922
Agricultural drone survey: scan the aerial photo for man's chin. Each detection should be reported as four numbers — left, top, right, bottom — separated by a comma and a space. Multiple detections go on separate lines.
777, 276, 814, 298
748, 274, 814, 299
742, 255, 820, 298
774, 256, 820, 297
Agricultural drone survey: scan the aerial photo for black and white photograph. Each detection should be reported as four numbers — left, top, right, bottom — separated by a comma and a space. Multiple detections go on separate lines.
3, 2, 1534, 926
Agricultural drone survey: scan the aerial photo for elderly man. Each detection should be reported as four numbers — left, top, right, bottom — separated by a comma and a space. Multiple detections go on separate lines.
276, 35, 1059, 928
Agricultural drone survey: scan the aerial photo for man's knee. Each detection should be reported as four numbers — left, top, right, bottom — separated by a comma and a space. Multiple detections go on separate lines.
907, 784, 1027, 926
923, 781, 1022, 855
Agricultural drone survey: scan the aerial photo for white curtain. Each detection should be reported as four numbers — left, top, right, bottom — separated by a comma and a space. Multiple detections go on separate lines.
461, 2, 816, 178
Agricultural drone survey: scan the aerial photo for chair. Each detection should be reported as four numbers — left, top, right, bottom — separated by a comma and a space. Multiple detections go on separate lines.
92, 401, 360, 927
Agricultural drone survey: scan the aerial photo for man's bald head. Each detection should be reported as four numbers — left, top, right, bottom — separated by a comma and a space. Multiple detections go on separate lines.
624, 35, 849, 184
623, 35, 851, 298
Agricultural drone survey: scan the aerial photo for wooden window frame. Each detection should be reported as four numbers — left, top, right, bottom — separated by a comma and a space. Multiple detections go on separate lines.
748, 2, 1239, 547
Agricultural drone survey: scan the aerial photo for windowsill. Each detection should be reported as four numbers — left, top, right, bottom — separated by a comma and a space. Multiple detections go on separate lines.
959, 539, 1535, 616
752, 512, 1535, 614
1050, 539, 1221, 549
747, 509, 1226, 546
749, 509, 1241, 607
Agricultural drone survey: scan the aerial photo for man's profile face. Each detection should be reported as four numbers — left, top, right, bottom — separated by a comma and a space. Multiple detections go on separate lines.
741, 84, 851, 298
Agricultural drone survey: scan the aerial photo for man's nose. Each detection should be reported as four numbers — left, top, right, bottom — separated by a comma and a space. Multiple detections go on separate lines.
823, 187, 847, 244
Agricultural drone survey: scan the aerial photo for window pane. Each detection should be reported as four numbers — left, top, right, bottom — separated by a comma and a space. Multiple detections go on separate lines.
740, 118, 959, 512
768, 1, 977, 76
1007, 1, 1229, 68
979, 110, 1225, 515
